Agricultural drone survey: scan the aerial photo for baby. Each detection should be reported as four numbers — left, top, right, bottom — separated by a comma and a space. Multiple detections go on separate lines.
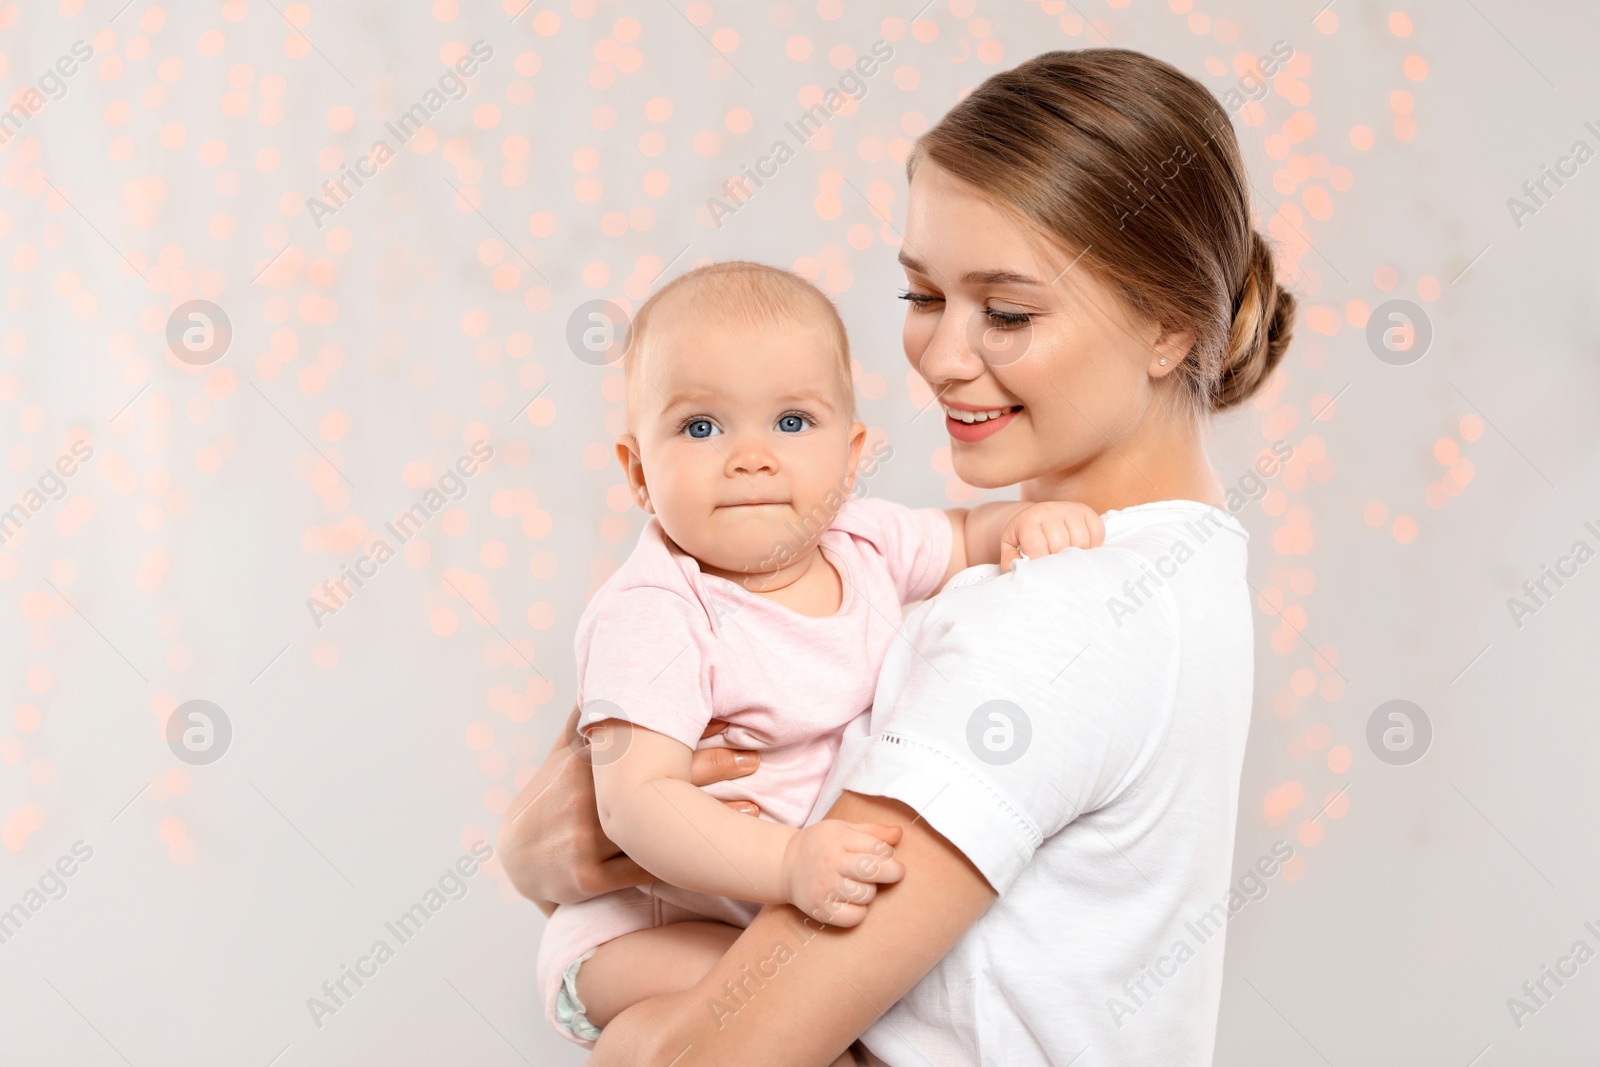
535, 261, 1104, 1059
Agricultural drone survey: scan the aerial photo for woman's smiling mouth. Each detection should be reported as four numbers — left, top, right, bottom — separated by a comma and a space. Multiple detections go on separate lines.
943, 403, 1023, 442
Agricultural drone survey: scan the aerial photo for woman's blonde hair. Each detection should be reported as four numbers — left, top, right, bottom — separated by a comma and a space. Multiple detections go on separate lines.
908, 47, 1295, 413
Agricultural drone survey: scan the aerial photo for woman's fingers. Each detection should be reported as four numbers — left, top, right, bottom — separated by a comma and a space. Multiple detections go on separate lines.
693, 721, 760, 811
692, 724, 760, 811
585, 854, 653, 897
688, 743, 758, 787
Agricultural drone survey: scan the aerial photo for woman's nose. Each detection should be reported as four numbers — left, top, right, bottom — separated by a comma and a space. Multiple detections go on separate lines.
912, 305, 987, 388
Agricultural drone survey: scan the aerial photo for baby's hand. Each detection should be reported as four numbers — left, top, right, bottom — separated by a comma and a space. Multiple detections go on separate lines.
780, 820, 905, 927
1000, 501, 1105, 572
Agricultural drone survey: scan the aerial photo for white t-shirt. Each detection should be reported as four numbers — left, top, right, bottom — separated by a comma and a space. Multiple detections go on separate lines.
806, 501, 1255, 1067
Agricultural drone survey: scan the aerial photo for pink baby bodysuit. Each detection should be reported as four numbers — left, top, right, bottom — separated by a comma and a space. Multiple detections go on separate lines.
574, 493, 952, 828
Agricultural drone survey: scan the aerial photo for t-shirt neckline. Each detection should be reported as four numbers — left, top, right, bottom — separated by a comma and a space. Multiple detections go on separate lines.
1100, 498, 1246, 535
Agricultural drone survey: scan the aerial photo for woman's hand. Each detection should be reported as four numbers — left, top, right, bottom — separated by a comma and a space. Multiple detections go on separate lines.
497, 706, 763, 915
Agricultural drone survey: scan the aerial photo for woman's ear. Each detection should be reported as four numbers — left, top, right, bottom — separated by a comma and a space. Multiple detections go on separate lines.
1148, 326, 1196, 378
614, 435, 653, 514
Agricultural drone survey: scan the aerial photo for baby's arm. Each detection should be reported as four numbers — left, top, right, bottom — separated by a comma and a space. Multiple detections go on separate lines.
942, 500, 1106, 582
589, 718, 905, 926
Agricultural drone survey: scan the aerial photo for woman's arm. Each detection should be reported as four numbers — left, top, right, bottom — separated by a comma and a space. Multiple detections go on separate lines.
496, 706, 766, 917
588, 789, 999, 1067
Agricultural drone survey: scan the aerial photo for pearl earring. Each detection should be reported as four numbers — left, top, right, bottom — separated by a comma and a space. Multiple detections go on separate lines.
1159, 358, 1168, 365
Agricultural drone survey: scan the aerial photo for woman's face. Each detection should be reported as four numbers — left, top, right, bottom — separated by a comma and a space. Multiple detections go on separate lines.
899, 161, 1190, 491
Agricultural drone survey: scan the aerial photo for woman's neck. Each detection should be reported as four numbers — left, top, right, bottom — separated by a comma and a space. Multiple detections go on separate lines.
1020, 405, 1225, 515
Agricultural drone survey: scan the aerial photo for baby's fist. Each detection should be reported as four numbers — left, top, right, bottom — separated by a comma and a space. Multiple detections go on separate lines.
780, 820, 905, 928
1001, 501, 1105, 572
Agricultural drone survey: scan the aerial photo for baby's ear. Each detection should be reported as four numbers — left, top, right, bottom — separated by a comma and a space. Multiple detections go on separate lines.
614, 435, 653, 514
842, 421, 868, 492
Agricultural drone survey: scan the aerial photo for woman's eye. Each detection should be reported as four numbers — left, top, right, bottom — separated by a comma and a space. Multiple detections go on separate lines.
986, 308, 1031, 329
776, 413, 811, 433
901, 289, 1027, 329
683, 418, 719, 439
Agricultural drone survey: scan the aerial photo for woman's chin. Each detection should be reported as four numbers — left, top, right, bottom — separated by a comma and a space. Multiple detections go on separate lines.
949, 450, 1023, 490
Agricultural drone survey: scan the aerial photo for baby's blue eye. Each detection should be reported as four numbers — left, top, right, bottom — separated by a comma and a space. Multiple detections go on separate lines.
684, 418, 719, 439
776, 413, 809, 433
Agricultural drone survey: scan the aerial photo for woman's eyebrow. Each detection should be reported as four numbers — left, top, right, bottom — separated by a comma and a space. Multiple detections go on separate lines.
897, 250, 1043, 287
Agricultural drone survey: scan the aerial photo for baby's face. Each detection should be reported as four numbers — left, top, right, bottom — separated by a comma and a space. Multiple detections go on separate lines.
620, 316, 864, 583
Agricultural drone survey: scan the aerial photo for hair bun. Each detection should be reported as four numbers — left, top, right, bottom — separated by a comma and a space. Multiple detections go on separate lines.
1214, 230, 1295, 412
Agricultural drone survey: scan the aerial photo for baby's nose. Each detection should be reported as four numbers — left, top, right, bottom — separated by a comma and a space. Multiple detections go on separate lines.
727, 436, 777, 475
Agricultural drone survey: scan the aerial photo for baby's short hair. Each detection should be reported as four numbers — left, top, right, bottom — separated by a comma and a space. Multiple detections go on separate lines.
622, 260, 855, 422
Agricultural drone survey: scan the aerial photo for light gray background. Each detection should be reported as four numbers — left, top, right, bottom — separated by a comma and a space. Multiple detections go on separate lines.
1, 0, 1597, 1064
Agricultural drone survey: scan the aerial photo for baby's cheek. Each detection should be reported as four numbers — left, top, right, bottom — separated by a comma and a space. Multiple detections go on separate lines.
798, 455, 850, 513
650, 482, 705, 547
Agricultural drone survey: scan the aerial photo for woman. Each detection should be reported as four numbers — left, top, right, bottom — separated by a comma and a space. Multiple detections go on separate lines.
500, 47, 1294, 1065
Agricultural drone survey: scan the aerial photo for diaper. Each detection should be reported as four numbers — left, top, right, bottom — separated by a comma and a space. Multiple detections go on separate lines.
535, 883, 761, 1049
552, 948, 602, 1042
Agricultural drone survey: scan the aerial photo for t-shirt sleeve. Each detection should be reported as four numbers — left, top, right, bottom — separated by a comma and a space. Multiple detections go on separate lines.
834, 549, 1181, 895
574, 585, 716, 751
831, 494, 953, 604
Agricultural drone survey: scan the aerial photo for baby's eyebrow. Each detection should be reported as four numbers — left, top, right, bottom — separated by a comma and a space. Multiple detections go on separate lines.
775, 391, 835, 412
657, 389, 837, 417
660, 389, 714, 409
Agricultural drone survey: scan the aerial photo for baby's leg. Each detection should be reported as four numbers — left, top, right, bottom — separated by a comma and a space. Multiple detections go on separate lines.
575, 919, 742, 1028
577, 921, 864, 1065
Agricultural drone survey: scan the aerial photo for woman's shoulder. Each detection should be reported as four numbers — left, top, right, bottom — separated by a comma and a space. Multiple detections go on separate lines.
929, 548, 1179, 663
925, 500, 1246, 654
